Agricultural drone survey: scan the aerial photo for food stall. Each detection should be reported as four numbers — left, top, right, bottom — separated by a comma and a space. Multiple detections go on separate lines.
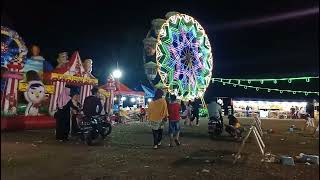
233, 98, 307, 119
100, 81, 144, 115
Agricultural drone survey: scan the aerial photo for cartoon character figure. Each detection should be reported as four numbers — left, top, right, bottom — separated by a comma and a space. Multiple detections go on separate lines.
56, 52, 69, 68
83, 59, 93, 74
24, 80, 46, 116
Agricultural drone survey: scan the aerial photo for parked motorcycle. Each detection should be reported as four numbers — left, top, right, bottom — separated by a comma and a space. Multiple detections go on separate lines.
208, 116, 223, 138
76, 114, 112, 145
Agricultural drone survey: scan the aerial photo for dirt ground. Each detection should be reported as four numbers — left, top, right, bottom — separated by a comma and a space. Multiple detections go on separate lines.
1, 118, 319, 180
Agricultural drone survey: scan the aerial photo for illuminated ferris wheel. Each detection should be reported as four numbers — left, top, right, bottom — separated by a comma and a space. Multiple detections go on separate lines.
143, 12, 213, 101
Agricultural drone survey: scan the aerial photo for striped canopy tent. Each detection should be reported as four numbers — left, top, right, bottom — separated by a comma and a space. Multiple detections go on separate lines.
114, 82, 144, 97
101, 81, 145, 106
43, 51, 98, 114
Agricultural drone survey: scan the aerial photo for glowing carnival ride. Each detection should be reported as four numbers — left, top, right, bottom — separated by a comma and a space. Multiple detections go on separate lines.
143, 12, 213, 101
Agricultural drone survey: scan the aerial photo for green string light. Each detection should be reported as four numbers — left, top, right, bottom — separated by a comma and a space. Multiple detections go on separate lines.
212, 76, 318, 83
212, 79, 319, 96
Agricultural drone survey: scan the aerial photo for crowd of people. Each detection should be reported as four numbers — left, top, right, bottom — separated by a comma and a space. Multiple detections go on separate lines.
53, 86, 318, 147
146, 89, 244, 149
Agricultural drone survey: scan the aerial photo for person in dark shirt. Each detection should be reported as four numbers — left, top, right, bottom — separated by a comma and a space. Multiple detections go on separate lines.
54, 91, 81, 141
191, 99, 201, 126
82, 87, 103, 118
180, 101, 186, 113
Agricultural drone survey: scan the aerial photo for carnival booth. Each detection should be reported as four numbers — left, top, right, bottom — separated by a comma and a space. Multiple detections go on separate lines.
1, 26, 98, 130
100, 81, 144, 112
232, 98, 308, 119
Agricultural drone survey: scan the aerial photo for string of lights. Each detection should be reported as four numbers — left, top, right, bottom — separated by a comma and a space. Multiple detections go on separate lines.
212, 76, 319, 84
212, 79, 319, 96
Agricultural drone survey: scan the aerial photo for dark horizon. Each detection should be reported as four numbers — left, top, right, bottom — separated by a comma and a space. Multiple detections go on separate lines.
1, 0, 319, 100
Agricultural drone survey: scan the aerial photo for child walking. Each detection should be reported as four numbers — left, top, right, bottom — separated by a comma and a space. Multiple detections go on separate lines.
168, 95, 181, 147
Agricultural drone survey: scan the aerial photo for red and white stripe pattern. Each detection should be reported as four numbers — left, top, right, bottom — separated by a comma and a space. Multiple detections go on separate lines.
80, 84, 92, 105
1, 66, 21, 114
49, 81, 66, 113
105, 91, 114, 114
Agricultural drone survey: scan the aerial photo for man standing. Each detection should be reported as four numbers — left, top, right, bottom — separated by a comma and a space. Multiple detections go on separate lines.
191, 99, 201, 126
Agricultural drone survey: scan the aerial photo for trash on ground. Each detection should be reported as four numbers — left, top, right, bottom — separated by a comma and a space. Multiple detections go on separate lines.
31, 144, 37, 147
280, 156, 295, 166
262, 153, 279, 163
296, 153, 319, 165
201, 169, 210, 173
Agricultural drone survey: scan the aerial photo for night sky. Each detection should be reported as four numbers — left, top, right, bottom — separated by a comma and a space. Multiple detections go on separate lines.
1, 0, 319, 100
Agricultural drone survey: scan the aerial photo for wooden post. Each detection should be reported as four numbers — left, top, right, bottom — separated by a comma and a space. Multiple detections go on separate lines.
253, 117, 263, 137
253, 127, 265, 155
233, 125, 266, 164
233, 126, 254, 164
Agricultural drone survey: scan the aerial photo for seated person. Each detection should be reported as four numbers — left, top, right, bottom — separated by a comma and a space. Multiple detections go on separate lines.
118, 105, 129, 123
225, 115, 243, 139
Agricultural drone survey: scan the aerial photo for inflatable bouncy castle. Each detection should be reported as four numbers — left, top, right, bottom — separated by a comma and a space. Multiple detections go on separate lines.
1, 26, 98, 130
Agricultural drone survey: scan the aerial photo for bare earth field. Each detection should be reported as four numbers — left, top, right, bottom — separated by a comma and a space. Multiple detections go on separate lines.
1, 118, 319, 180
